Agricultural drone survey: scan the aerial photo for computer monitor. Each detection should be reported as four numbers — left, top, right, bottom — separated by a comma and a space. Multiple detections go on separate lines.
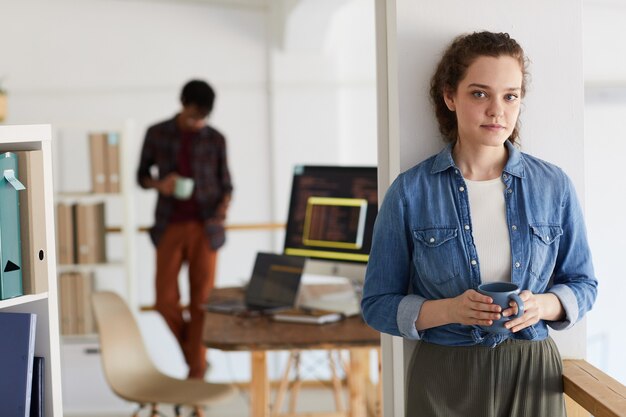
283, 165, 378, 283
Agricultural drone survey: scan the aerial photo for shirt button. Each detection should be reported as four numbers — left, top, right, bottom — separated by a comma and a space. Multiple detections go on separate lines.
459, 186, 465, 192
455, 169, 460, 175
507, 189, 513, 194
503, 174, 508, 179
514, 261, 521, 268
429, 237, 435, 243
546, 235, 550, 240
511, 225, 517, 231
471, 259, 477, 266
464, 225, 470, 230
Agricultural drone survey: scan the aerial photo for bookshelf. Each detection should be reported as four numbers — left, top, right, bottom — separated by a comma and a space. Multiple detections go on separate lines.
53, 120, 137, 338
0, 124, 63, 416
52, 121, 138, 414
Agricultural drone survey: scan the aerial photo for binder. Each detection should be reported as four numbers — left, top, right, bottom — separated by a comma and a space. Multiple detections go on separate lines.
106, 132, 120, 193
0, 312, 37, 417
30, 356, 44, 417
74, 202, 107, 264
73, 272, 95, 334
88, 133, 108, 193
94, 202, 107, 263
0, 152, 25, 299
59, 272, 77, 335
74, 272, 85, 334
81, 272, 96, 334
17, 151, 48, 294
56, 203, 75, 265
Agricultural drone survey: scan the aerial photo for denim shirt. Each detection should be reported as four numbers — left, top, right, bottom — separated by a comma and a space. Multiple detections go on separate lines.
361, 142, 598, 347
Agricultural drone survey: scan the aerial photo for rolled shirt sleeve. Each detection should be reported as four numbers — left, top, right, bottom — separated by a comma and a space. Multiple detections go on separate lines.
397, 294, 428, 339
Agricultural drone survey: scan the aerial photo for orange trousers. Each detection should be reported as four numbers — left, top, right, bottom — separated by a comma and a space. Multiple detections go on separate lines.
155, 221, 217, 379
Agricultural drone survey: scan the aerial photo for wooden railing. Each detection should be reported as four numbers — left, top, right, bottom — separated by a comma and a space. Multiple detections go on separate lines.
563, 360, 626, 417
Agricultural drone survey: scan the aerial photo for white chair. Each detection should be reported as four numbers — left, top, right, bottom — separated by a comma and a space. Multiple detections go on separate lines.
92, 291, 236, 417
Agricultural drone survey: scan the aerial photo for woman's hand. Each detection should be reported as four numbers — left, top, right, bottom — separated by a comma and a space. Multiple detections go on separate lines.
448, 289, 502, 327
503, 291, 565, 332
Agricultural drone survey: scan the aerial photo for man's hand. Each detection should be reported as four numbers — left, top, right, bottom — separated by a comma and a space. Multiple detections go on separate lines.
155, 173, 178, 196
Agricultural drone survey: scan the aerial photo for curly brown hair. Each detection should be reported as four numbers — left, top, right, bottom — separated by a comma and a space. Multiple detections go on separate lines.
429, 31, 529, 145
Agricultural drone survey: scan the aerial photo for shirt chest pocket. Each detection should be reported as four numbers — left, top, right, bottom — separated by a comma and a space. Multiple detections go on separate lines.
412, 227, 461, 284
529, 224, 563, 282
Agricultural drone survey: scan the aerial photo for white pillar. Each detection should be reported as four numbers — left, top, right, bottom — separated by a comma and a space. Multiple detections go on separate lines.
375, 1, 585, 415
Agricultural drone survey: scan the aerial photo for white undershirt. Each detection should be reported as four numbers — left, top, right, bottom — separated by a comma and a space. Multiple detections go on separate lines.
465, 177, 511, 283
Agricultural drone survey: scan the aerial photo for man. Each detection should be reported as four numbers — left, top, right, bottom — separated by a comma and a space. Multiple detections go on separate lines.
137, 79, 232, 379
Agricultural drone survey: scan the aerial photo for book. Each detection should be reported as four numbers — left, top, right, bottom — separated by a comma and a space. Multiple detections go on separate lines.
74, 272, 95, 334
105, 132, 120, 193
272, 308, 343, 325
17, 150, 49, 294
0, 312, 37, 417
0, 151, 25, 299
56, 203, 75, 265
88, 132, 108, 193
74, 202, 106, 264
29, 356, 44, 417
59, 272, 77, 335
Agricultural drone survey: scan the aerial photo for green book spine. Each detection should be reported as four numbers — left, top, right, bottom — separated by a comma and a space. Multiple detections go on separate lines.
0, 152, 24, 300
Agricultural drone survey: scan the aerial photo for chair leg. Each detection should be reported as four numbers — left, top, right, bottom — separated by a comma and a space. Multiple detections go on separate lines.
328, 350, 345, 412
272, 350, 298, 416
132, 403, 147, 417
151, 404, 168, 417
174, 404, 182, 417
288, 352, 302, 414
192, 406, 206, 417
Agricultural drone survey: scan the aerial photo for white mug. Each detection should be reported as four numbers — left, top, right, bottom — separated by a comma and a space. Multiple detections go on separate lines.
173, 177, 194, 200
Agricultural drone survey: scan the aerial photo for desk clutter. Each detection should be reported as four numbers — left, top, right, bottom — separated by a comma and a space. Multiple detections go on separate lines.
271, 308, 343, 324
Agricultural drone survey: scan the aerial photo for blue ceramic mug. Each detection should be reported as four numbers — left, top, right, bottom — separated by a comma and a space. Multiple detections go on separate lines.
477, 282, 525, 334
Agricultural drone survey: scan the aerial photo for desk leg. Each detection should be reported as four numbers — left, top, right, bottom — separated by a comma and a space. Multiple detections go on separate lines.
348, 348, 369, 417
251, 351, 269, 417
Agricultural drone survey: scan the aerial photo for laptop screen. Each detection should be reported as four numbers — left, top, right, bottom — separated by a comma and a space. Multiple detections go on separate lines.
245, 252, 305, 309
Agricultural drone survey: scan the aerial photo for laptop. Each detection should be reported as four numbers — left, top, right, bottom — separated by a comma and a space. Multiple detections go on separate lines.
205, 252, 305, 314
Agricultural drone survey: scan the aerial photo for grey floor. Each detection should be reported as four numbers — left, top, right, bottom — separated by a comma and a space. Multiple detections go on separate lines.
65, 387, 343, 417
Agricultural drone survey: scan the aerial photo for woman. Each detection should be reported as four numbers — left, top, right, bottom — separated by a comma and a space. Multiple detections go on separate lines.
361, 31, 597, 416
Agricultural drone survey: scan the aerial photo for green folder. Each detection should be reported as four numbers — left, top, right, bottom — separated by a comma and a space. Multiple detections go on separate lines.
0, 152, 25, 300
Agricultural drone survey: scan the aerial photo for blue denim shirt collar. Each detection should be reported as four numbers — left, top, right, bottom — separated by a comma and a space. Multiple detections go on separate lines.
430, 141, 526, 179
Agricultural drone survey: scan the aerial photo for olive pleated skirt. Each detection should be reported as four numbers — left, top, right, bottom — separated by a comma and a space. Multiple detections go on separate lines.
406, 337, 566, 417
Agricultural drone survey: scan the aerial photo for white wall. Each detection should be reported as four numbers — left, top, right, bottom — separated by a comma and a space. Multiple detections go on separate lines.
582, 1, 626, 386
379, 0, 586, 414
270, 0, 377, 228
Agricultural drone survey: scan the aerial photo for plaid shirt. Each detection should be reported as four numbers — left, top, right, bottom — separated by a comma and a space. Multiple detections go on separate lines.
137, 115, 233, 249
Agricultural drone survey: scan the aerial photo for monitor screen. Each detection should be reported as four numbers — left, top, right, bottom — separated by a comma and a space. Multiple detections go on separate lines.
283, 165, 378, 264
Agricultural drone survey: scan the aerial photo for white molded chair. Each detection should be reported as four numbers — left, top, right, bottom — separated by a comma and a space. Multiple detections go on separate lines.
92, 291, 236, 417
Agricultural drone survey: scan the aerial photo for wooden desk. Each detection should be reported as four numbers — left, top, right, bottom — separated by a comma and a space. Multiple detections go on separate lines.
202, 287, 381, 417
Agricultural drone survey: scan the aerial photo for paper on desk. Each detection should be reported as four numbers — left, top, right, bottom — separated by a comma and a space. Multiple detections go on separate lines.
297, 281, 361, 317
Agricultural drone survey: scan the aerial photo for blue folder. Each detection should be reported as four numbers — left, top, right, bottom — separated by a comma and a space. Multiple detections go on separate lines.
0, 152, 25, 299
0, 312, 37, 417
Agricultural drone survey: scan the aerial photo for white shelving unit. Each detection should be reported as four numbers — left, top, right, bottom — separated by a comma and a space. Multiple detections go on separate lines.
0, 124, 63, 417
53, 120, 137, 315
52, 121, 138, 415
